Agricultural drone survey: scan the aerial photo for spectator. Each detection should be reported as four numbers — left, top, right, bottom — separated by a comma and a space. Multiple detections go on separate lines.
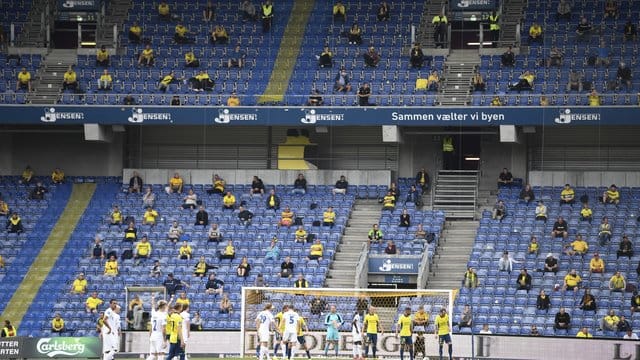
51, 313, 65, 335
488, 10, 500, 46
471, 72, 486, 92
589, 252, 604, 273
238, 206, 253, 226
241, 0, 258, 21
382, 191, 395, 210
143, 206, 159, 226
334, 67, 351, 92
410, 43, 425, 69
104, 255, 118, 276
546, 46, 564, 67
182, 189, 198, 210
463, 267, 478, 288
413, 305, 428, 331
595, 41, 611, 67
294, 273, 309, 288
16, 67, 31, 92
576, 17, 592, 42
97, 69, 112, 90
123, 221, 137, 242
348, 23, 363, 45
576, 327, 592, 338
158, 1, 171, 20
184, 50, 199, 68
210, 25, 229, 45
617, 235, 633, 259
29, 181, 47, 200
264, 238, 280, 261
540, 95, 550, 106
598, 217, 612, 246
227, 91, 241, 106
208, 223, 223, 243
604, 0, 618, 19
292, 173, 307, 195
205, 273, 224, 296
580, 202, 593, 223
251, 176, 265, 195
318, 46, 333, 68
623, 329, 639, 340
203, 1, 215, 21
432, 11, 448, 48
405, 186, 421, 207
62, 66, 78, 91
96, 45, 109, 67
367, 224, 384, 246
564, 269, 582, 292
191, 70, 213, 91
602, 184, 620, 204
588, 89, 601, 106
528, 236, 539, 255
609, 271, 627, 292
306, 89, 324, 106
128, 295, 144, 330
134, 235, 152, 263
388, 182, 399, 200
458, 304, 472, 328
143, 186, 156, 207
222, 192, 236, 210
128, 22, 142, 43
71, 273, 88, 294
414, 167, 429, 193
536, 290, 550, 312
159, 71, 182, 92
552, 216, 569, 239
260, 0, 274, 32
138, 44, 155, 67
128, 172, 143, 193
219, 240, 235, 260
544, 253, 559, 273
206, 174, 225, 195
333, 1, 346, 22
491, 200, 506, 221
501, 46, 515, 67
601, 310, 620, 331
167, 221, 183, 243
363, 47, 380, 68
193, 255, 215, 277
280, 256, 295, 278
479, 324, 492, 334
631, 291, 640, 313
617, 316, 631, 333
535, 201, 547, 222
333, 175, 348, 195
399, 209, 411, 227
508, 70, 534, 92
490, 96, 502, 106
85, 292, 103, 313
265, 189, 280, 210
150, 260, 162, 278
528, 22, 542, 43
195, 206, 209, 226
357, 82, 372, 106
20, 165, 34, 184
426, 70, 440, 91
307, 238, 324, 261
564, 234, 588, 256
0, 199, 8, 217
6, 213, 24, 234
178, 240, 192, 260
237, 256, 251, 277
228, 45, 246, 68
566, 70, 583, 92
279, 206, 294, 227
219, 293, 233, 313
377, 2, 390, 21
90, 235, 105, 260
295, 226, 308, 243
554, 308, 571, 330
556, 0, 571, 20
384, 240, 397, 255
498, 251, 520, 273
191, 312, 203, 331
623, 19, 637, 41
530, 325, 540, 336
164, 273, 189, 296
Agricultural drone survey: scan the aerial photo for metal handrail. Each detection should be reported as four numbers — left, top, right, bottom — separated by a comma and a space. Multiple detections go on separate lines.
353, 242, 369, 288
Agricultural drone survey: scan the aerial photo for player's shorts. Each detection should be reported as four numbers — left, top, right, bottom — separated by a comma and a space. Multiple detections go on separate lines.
438, 334, 452, 344
297, 336, 306, 345
352, 332, 363, 343
400, 336, 413, 345
353, 341, 362, 345
259, 330, 271, 343
282, 330, 297, 343
366, 333, 377, 344
275, 331, 283, 341
149, 337, 166, 354
326, 328, 340, 341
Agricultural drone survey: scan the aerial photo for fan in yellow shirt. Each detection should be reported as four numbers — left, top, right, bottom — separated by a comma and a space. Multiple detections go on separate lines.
85, 292, 103, 313
576, 327, 593, 338
138, 44, 155, 66
560, 184, 575, 204
98, 69, 112, 90
135, 236, 152, 260
158, 1, 171, 20
178, 241, 192, 260
222, 192, 236, 209
322, 207, 336, 227
169, 173, 183, 193
435, 308, 452, 359
184, 50, 199, 68
16, 67, 32, 92
219, 240, 235, 260
96, 45, 109, 66
528, 23, 542, 43
71, 273, 87, 294
588, 90, 601, 106
174, 23, 190, 44
104, 255, 119, 276
602, 184, 620, 204
51, 167, 65, 184
51, 313, 65, 334
307, 239, 323, 261
227, 91, 240, 106
580, 203, 593, 222
143, 206, 159, 225
110, 205, 122, 225
62, 66, 77, 91
128, 22, 142, 43
295, 226, 308, 243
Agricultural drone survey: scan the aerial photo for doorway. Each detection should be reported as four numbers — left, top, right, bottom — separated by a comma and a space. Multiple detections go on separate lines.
445, 132, 482, 170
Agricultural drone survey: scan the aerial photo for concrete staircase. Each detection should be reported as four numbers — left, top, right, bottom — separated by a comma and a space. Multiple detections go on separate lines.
426, 220, 478, 290
498, 0, 526, 47
325, 199, 380, 288
437, 49, 480, 106
433, 170, 478, 219
417, 0, 448, 49
16, 0, 52, 47
27, 49, 77, 105
97, 0, 132, 47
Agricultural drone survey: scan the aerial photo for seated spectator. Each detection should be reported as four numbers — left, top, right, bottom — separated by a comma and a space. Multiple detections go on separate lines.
71, 273, 87, 294
143, 206, 159, 226
195, 206, 209, 226
292, 173, 307, 195
294, 273, 309, 288
609, 271, 626, 292
218, 240, 235, 260
601, 310, 620, 331
264, 238, 280, 261
539, 96, 548, 106
595, 41, 611, 67
589, 252, 604, 273
348, 23, 363, 45
29, 181, 47, 200
318, 46, 333, 68
358, 82, 373, 106
219, 293, 233, 314
308, 89, 324, 106
479, 324, 492, 334
238, 206, 253, 226
516, 269, 532, 292
530, 325, 540, 336
631, 291, 640, 313
534, 201, 547, 222
554, 308, 570, 330
104, 255, 118, 276
123, 221, 137, 242
128, 22, 142, 43
323, 206, 336, 227
576, 17, 592, 42
307, 238, 324, 261
50, 168, 65, 184
138, 45, 155, 67
588, 89, 601, 106
333, 175, 348, 195
128, 171, 143, 194
166, 172, 183, 194
604, 0, 618, 19
0, 199, 8, 217
410, 43, 425, 68
227, 91, 241, 106
85, 292, 103, 313
457, 304, 472, 328
96, 46, 109, 67
413, 224, 428, 244
150, 260, 162, 278
363, 47, 381, 68
463, 267, 478, 288
222, 192, 236, 210
556, 0, 571, 20
615, 62, 632, 90
240, 0, 258, 21
134, 236, 152, 263
528, 23, 542, 43
580, 203, 593, 223
576, 327, 592, 338
617, 235, 633, 259
405, 185, 421, 206
178, 240, 192, 260
15, 67, 32, 92
51, 313, 65, 335
251, 176, 265, 195
20, 165, 34, 184
334, 67, 351, 92
295, 226, 308, 243
97, 69, 113, 90
382, 191, 396, 210
182, 189, 198, 210
384, 240, 397, 255
333, 1, 346, 22
193, 255, 215, 277
279, 206, 294, 227
528, 236, 539, 255
598, 217, 612, 246
492, 200, 506, 221
497, 168, 513, 187
184, 50, 199, 68
237, 256, 251, 277
498, 251, 520, 273
62, 66, 78, 91
623, 20, 637, 41
227, 45, 246, 68
490, 96, 502, 106
508, 71, 534, 92
377, 2, 390, 21
564, 269, 582, 292
280, 256, 295, 278
471, 72, 486, 92
399, 209, 411, 227
167, 220, 184, 244
205, 273, 224, 296
208, 223, 222, 243
90, 235, 105, 260
617, 316, 631, 333
6, 213, 24, 234
163, 273, 189, 296
210, 25, 229, 45
204, 174, 225, 195
546, 46, 564, 67
158, 1, 171, 20
159, 71, 182, 92
564, 234, 588, 256
265, 189, 280, 210
501, 46, 515, 67
602, 184, 620, 204
544, 253, 559, 273
536, 290, 550, 312
560, 184, 575, 204
566, 70, 583, 92
191, 70, 213, 91
368, 224, 384, 245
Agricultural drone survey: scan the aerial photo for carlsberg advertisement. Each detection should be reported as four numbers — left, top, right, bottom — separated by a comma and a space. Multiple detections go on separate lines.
0, 337, 102, 359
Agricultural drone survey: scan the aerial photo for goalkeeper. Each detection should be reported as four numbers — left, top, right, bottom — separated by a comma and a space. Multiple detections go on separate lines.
324, 305, 344, 357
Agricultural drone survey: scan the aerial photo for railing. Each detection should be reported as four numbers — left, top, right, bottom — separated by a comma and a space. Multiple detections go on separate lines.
416, 246, 431, 289
353, 242, 369, 288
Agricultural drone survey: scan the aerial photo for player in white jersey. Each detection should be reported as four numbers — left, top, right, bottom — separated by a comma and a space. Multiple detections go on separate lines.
351, 311, 364, 360
148, 296, 169, 360
102, 299, 120, 360
281, 306, 300, 360
255, 303, 275, 360
180, 303, 191, 359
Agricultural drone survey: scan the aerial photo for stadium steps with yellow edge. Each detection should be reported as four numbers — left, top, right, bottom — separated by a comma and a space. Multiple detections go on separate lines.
258, 0, 315, 104
1, 183, 96, 327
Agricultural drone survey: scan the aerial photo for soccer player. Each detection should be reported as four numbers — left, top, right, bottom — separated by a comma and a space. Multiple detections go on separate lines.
102, 299, 120, 360
396, 307, 414, 360
324, 305, 344, 357
363, 306, 384, 359
296, 309, 311, 359
351, 311, 364, 360
256, 303, 275, 360
180, 303, 191, 358
282, 305, 301, 360
434, 308, 452, 360
273, 305, 288, 359
148, 296, 168, 360
166, 304, 185, 360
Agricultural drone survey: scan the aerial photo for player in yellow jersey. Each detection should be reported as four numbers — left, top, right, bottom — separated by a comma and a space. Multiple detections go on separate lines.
434, 308, 452, 360
296, 309, 311, 359
273, 305, 288, 358
363, 306, 384, 359
396, 307, 414, 360
166, 304, 185, 360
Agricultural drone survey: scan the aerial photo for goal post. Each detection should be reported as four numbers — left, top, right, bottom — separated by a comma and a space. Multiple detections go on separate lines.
240, 287, 454, 358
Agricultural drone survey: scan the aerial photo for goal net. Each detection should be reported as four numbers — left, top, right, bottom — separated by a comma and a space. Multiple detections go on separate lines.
240, 287, 454, 358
